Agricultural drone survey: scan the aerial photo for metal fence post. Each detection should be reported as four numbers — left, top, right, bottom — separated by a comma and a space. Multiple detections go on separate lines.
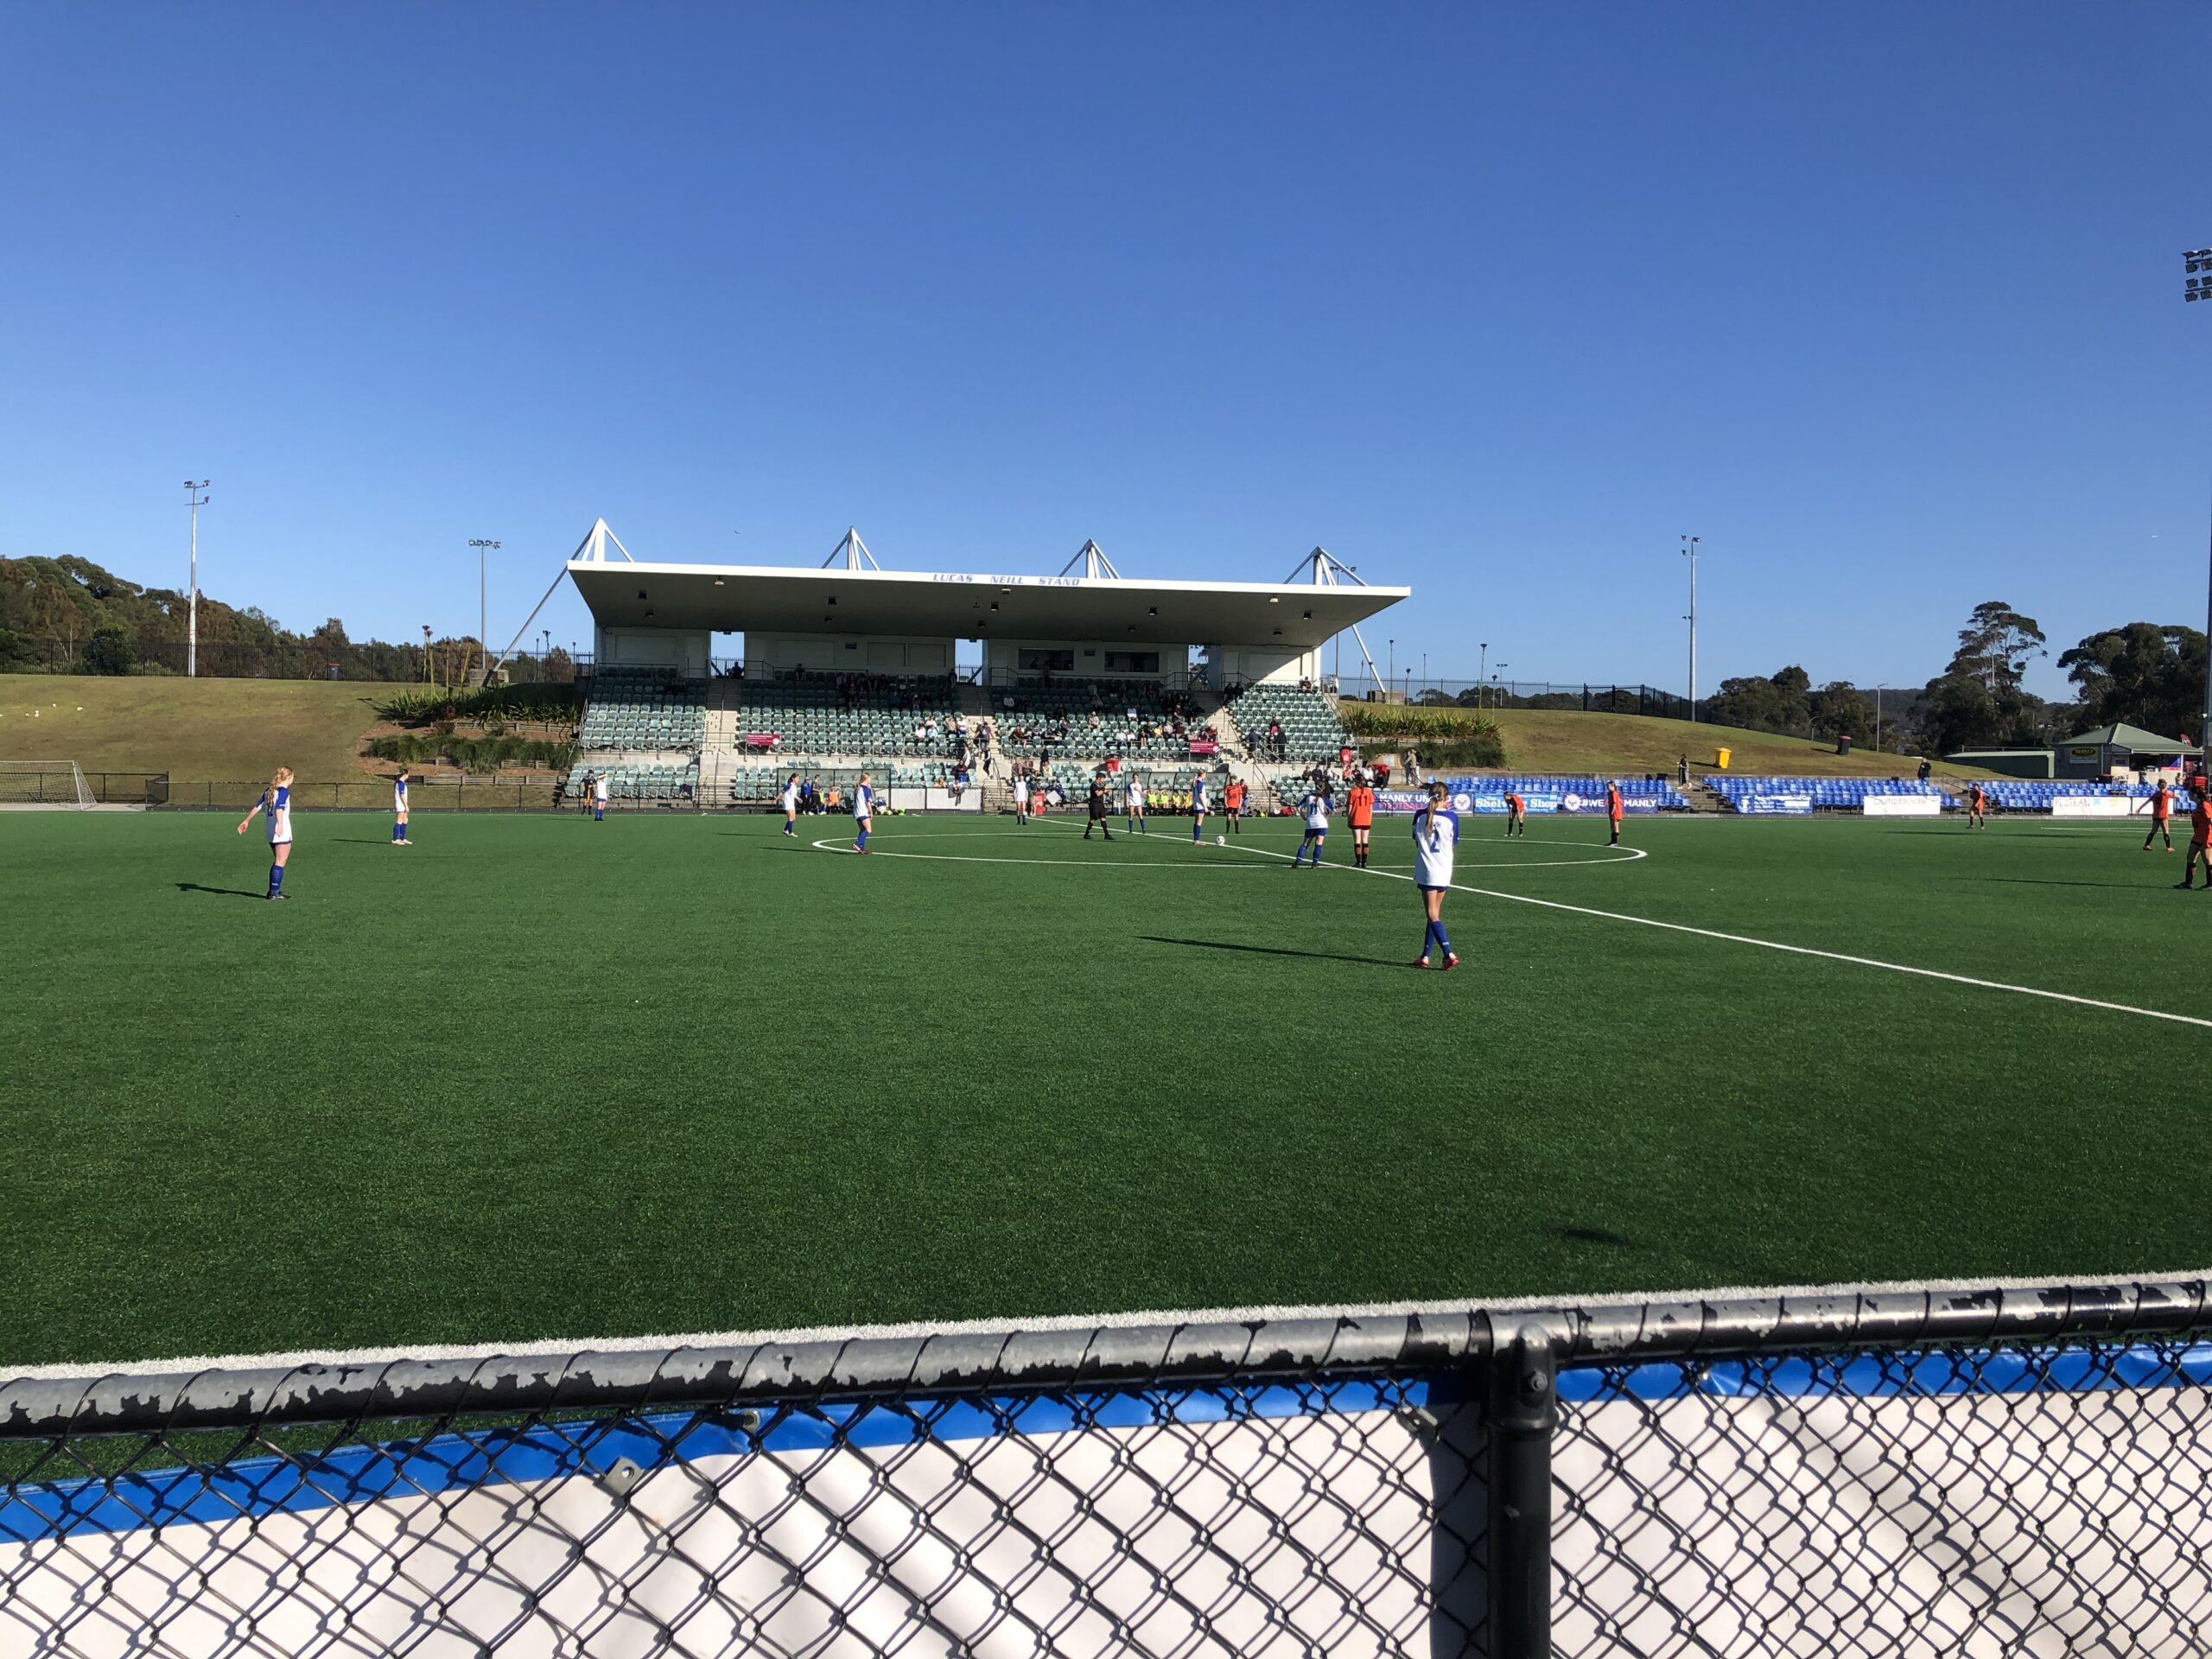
1487, 1319, 1560, 1659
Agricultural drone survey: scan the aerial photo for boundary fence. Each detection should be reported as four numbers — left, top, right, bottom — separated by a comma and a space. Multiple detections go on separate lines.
3, 640, 587, 683
155, 779, 568, 812
4, 1276, 2210, 1656
0, 769, 168, 806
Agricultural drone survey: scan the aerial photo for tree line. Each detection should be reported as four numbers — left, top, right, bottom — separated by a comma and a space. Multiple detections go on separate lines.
1701, 601, 2206, 757
0, 553, 575, 683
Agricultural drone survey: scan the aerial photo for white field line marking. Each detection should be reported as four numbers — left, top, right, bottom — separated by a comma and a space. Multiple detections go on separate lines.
19, 1266, 2212, 1380
1203, 830, 2212, 1030
1014, 818, 1646, 873
810, 836, 1280, 868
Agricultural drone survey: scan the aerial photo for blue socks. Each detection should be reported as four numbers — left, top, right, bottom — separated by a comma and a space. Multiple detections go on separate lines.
269, 864, 284, 898
855, 826, 870, 850
391, 823, 404, 842
1422, 919, 1452, 957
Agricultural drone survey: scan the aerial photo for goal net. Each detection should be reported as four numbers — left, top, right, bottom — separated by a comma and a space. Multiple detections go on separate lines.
0, 760, 94, 808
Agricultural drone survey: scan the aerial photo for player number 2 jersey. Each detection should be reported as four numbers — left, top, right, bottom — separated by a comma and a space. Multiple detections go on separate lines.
1413, 807, 1459, 887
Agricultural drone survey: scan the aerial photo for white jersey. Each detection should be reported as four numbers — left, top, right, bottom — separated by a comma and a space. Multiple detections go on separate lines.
854, 784, 874, 821
393, 778, 408, 814
594, 777, 609, 804
1191, 778, 1208, 812
1412, 807, 1459, 888
1127, 780, 1144, 810
265, 785, 293, 846
1014, 778, 1029, 804
1302, 793, 1331, 832
780, 781, 798, 813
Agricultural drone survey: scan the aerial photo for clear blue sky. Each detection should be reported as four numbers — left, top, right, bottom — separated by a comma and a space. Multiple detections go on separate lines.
3, 3, 2208, 696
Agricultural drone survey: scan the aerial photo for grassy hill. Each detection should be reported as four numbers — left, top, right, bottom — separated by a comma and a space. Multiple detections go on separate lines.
0, 677, 391, 783
1351, 704, 1999, 780
1485, 709, 1993, 779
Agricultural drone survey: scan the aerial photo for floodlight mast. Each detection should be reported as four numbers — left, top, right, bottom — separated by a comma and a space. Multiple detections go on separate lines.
2190, 247, 2212, 757
184, 481, 209, 677
468, 539, 500, 684
1681, 535, 1700, 721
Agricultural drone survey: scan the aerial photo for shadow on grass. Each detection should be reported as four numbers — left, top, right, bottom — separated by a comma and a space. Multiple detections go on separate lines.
175, 881, 264, 899
1141, 936, 1409, 969
1984, 877, 2171, 891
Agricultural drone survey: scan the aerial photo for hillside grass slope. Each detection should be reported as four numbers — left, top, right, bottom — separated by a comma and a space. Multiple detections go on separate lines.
0, 678, 390, 782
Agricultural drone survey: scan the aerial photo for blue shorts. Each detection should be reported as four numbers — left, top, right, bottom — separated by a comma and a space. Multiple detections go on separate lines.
1416, 883, 1448, 894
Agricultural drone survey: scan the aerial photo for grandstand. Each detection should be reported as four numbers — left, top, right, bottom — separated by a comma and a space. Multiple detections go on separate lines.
1975, 779, 2202, 812
1707, 775, 1949, 812
558, 524, 1408, 810
1229, 680, 1355, 764
1704, 776, 2204, 813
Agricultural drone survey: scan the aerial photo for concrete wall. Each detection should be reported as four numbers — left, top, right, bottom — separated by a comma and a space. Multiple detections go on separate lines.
1210, 645, 1321, 690
982, 639, 1181, 680
597, 626, 709, 676
747, 633, 953, 675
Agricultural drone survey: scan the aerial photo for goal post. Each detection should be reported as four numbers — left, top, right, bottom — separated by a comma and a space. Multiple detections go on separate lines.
0, 760, 94, 808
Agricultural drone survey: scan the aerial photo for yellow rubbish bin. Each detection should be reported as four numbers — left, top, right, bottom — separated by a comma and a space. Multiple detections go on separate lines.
1714, 747, 1732, 770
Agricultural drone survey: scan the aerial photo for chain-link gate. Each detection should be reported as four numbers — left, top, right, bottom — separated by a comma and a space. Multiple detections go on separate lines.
3, 1281, 2210, 1656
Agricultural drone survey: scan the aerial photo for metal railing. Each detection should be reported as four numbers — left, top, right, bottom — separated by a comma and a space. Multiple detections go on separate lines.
0, 770, 168, 806
4, 640, 588, 683
4, 1276, 2211, 1656
156, 779, 566, 812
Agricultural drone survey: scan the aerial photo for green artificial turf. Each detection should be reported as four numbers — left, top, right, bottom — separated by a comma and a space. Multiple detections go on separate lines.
3, 807, 2209, 1368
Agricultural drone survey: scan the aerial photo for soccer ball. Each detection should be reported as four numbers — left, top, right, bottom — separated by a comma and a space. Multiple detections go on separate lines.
1215, 835, 1225, 845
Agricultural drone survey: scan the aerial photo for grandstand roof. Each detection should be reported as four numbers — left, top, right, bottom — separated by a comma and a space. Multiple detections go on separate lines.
568, 548, 1408, 646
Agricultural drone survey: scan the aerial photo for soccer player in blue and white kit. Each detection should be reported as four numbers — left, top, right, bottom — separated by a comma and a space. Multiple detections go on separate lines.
1412, 779, 1459, 969
852, 770, 875, 855
1190, 770, 1208, 842
780, 772, 800, 836
236, 766, 296, 900
1126, 772, 1146, 835
391, 766, 412, 846
1292, 785, 1332, 867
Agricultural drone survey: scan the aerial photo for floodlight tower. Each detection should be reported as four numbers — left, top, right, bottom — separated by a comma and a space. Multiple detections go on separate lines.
468, 539, 500, 683
2188, 248, 2212, 755
184, 480, 210, 677
1681, 534, 1700, 721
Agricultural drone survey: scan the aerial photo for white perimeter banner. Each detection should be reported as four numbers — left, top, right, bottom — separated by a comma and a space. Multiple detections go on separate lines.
5, 1350, 2209, 1657
887, 787, 983, 812
1862, 795, 1942, 817
2051, 796, 2140, 817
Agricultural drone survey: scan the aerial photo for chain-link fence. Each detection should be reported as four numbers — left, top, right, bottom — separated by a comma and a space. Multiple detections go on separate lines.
3, 1279, 2210, 1656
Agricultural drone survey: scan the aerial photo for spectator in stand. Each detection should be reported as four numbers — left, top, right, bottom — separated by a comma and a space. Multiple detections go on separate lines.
1917, 758, 1933, 783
